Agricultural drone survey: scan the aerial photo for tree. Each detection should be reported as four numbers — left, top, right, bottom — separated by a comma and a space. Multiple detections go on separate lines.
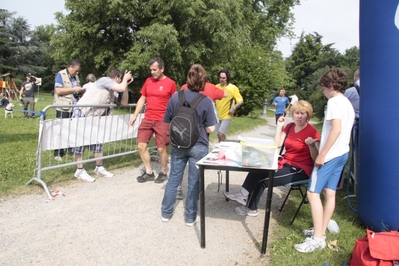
50, 0, 299, 115
284, 31, 360, 117
30, 25, 57, 92
0, 9, 47, 81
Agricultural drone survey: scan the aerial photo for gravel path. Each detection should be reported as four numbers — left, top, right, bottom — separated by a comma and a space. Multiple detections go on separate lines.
0, 115, 291, 266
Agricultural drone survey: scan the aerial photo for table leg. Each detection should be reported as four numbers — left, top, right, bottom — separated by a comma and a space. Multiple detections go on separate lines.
200, 166, 206, 248
261, 170, 275, 254
225, 170, 229, 192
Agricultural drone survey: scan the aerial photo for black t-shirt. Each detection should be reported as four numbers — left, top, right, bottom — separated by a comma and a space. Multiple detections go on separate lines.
1, 97, 10, 107
21, 81, 35, 97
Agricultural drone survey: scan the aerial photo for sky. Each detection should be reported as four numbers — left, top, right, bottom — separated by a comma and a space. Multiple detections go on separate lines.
277, 0, 359, 57
2, 0, 359, 58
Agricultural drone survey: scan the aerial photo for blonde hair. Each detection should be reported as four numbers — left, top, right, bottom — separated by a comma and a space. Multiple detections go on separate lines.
290, 100, 313, 121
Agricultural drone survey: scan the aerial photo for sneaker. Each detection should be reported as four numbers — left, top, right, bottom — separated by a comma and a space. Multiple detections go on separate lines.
54, 156, 62, 162
74, 169, 96, 182
302, 227, 327, 240
137, 171, 155, 183
154, 171, 168, 183
176, 189, 184, 200
234, 206, 259, 217
162, 217, 170, 222
294, 237, 326, 253
94, 166, 114, 178
224, 191, 248, 206
303, 227, 315, 237
186, 218, 198, 227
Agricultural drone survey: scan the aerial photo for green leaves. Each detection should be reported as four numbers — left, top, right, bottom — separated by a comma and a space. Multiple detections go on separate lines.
47, 0, 298, 115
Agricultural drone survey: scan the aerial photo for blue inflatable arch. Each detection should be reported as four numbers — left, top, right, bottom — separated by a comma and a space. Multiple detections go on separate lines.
357, 1, 399, 231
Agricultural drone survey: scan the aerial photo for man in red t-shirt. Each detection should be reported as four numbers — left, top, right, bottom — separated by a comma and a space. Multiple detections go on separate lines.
129, 57, 177, 183
181, 82, 225, 101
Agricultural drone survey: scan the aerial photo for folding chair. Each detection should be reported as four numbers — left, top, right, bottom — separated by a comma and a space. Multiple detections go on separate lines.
279, 179, 309, 225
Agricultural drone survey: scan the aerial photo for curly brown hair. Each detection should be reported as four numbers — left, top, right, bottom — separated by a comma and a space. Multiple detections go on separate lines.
318, 68, 348, 93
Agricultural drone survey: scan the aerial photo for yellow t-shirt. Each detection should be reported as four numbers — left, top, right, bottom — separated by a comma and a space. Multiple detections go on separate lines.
215, 83, 243, 120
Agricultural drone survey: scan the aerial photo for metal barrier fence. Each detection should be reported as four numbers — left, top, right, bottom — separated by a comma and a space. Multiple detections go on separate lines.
28, 104, 155, 200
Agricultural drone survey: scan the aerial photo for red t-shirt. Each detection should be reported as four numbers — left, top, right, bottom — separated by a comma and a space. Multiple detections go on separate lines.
181, 82, 224, 101
278, 123, 320, 177
140, 77, 177, 120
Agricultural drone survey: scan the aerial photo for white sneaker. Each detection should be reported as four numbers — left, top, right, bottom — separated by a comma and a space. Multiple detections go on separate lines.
234, 206, 259, 217
74, 169, 96, 182
294, 237, 326, 253
303, 227, 315, 236
224, 191, 248, 206
94, 166, 114, 178
54, 156, 62, 162
162, 217, 170, 222
186, 218, 198, 227
302, 227, 326, 240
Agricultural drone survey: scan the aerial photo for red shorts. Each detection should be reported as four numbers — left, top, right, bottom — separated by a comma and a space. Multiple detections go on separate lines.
137, 119, 170, 148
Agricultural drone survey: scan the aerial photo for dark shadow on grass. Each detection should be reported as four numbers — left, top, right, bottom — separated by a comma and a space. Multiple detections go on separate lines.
1, 133, 39, 144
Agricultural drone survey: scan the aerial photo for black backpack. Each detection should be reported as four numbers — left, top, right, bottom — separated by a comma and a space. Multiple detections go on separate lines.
170, 90, 206, 148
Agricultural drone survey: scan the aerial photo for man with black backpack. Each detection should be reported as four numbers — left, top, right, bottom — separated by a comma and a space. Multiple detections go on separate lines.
161, 64, 217, 227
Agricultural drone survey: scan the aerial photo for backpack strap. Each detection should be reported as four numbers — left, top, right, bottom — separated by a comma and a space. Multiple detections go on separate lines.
178, 90, 206, 108
354, 84, 360, 95
279, 122, 294, 156
189, 93, 206, 109
178, 90, 186, 107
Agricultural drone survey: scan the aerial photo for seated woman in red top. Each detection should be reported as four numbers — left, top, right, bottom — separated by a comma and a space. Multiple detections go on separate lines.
224, 100, 320, 216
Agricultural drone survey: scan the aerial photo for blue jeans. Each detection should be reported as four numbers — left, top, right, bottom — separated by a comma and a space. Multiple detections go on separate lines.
161, 144, 208, 223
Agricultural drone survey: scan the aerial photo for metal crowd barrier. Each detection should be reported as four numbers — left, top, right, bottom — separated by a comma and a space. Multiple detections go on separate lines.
27, 103, 155, 200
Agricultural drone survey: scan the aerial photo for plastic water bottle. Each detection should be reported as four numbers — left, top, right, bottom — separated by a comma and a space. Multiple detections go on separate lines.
327, 219, 340, 234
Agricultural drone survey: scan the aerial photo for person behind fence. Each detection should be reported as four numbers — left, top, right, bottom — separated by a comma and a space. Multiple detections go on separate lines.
294, 68, 354, 253
83, 73, 96, 91
19, 73, 42, 118
129, 57, 177, 184
53, 59, 85, 161
70, 68, 133, 182
214, 69, 243, 142
161, 64, 217, 226
224, 100, 320, 217
0, 92, 10, 108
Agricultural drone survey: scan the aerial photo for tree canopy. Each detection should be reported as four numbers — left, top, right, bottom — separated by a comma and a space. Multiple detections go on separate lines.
50, 0, 299, 115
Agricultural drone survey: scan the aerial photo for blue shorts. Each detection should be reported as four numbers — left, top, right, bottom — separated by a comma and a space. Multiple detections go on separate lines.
308, 153, 348, 193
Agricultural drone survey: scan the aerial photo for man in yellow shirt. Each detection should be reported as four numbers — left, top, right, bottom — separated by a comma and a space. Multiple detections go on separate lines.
215, 69, 244, 142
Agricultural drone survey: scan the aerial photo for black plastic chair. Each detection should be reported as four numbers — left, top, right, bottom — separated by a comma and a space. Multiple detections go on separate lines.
279, 179, 309, 225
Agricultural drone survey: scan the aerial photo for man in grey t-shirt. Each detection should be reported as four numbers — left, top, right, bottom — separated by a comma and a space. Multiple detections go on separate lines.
344, 69, 360, 119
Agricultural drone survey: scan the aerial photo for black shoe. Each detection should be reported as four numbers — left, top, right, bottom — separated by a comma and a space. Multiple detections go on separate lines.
154, 171, 168, 183
137, 172, 155, 183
